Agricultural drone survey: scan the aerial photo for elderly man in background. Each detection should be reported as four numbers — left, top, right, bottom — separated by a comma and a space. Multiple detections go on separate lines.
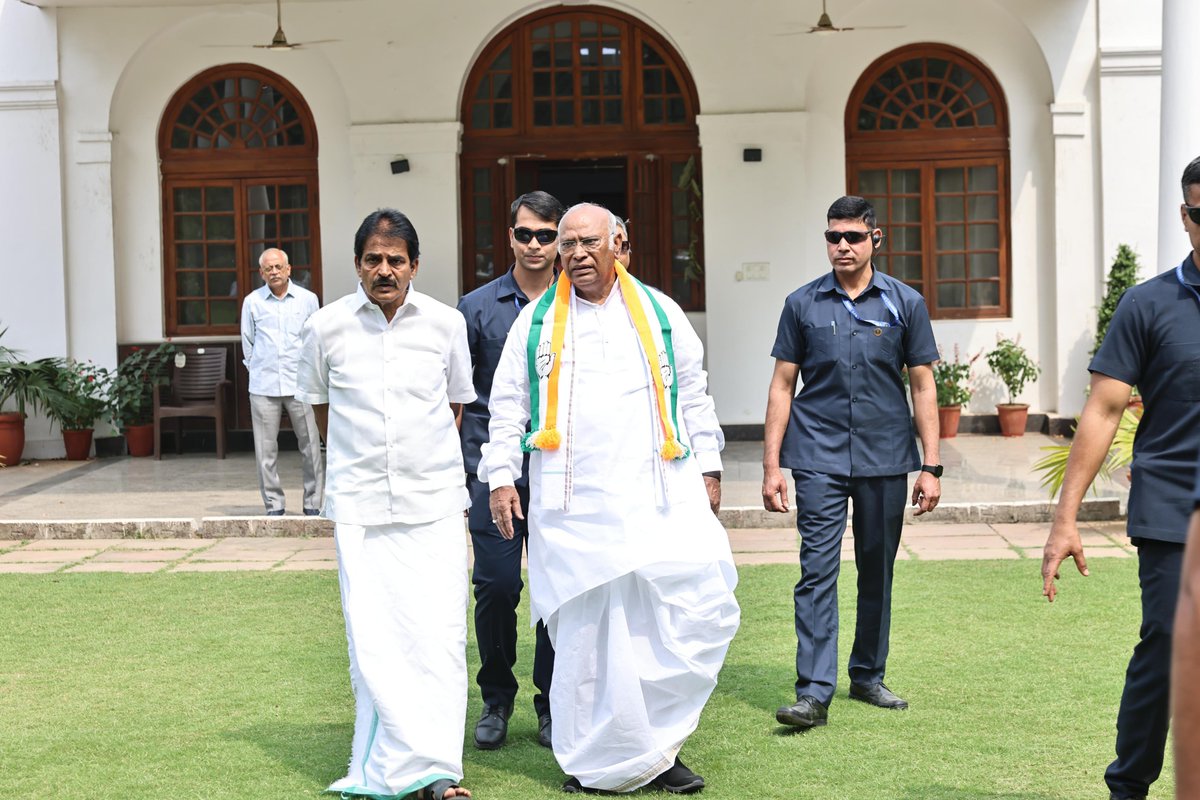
297, 209, 474, 800
481, 202, 739, 794
240, 247, 323, 516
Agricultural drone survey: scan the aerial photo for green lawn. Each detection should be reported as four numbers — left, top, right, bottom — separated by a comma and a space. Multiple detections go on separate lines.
0, 559, 1170, 799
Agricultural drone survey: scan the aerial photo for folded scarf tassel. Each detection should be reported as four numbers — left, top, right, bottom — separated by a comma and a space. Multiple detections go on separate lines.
522, 428, 562, 452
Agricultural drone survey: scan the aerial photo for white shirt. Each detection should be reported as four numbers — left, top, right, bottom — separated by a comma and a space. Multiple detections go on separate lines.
240, 280, 321, 397
480, 281, 728, 621
295, 285, 476, 526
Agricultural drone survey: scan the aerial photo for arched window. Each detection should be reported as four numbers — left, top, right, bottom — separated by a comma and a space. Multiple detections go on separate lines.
846, 44, 1010, 319
159, 64, 320, 336
461, 8, 704, 310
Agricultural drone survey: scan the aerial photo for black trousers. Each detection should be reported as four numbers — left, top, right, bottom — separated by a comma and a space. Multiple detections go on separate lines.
1104, 537, 1184, 797
467, 474, 554, 717
791, 470, 907, 705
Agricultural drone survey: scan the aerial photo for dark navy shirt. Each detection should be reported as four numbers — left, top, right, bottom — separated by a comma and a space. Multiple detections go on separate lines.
771, 267, 939, 477
458, 266, 532, 486
1089, 253, 1200, 543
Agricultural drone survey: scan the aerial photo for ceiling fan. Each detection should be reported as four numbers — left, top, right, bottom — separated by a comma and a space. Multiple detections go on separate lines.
254, 0, 337, 50
780, 0, 905, 35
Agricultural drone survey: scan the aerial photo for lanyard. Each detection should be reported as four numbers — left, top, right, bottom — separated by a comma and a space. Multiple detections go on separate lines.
513, 294, 523, 313
1177, 264, 1200, 307
840, 289, 903, 328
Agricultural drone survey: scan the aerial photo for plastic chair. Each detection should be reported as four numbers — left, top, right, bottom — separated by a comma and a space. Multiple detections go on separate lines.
153, 346, 231, 459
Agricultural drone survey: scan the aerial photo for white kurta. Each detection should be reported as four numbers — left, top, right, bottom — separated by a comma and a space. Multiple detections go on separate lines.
297, 286, 476, 798
480, 281, 739, 791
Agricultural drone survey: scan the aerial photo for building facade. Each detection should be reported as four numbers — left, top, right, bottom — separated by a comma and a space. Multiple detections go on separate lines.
0, 0, 1189, 457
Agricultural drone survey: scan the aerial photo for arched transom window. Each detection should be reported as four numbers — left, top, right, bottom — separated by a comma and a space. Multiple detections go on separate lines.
159, 64, 320, 336
461, 8, 704, 310
846, 44, 1011, 319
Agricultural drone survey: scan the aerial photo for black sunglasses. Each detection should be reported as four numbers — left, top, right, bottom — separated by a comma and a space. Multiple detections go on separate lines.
1186, 205, 1200, 225
513, 227, 558, 245
824, 230, 873, 245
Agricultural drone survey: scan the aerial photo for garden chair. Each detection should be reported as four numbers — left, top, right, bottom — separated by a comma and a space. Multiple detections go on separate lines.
153, 346, 231, 459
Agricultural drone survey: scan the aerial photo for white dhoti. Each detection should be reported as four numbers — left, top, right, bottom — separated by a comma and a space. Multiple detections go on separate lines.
328, 514, 469, 798
547, 559, 740, 792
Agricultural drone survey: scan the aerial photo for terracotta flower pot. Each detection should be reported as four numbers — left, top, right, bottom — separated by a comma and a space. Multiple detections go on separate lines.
124, 423, 155, 457
996, 403, 1029, 437
0, 412, 25, 466
62, 428, 94, 461
937, 405, 962, 439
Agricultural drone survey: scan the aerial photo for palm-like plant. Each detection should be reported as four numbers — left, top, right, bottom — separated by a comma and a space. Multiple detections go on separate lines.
0, 329, 65, 418
1032, 406, 1140, 498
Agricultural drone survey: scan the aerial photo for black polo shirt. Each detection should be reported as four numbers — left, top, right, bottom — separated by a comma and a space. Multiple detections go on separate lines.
457, 266, 531, 485
771, 266, 939, 477
1089, 253, 1200, 543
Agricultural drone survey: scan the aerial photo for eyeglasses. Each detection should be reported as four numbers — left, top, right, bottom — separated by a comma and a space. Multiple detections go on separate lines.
513, 227, 558, 245
558, 236, 606, 254
824, 230, 873, 245
1186, 205, 1200, 225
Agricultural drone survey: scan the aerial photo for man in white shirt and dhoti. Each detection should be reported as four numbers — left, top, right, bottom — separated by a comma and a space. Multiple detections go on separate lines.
296, 209, 474, 800
480, 203, 740, 794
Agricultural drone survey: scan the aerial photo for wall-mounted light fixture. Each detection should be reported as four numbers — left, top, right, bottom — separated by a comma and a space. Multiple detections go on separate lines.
743, 148, 763, 162
390, 158, 410, 174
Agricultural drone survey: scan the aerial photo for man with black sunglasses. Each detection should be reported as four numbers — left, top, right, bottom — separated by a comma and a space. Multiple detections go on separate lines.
457, 190, 565, 752
763, 195, 941, 730
1042, 155, 1200, 800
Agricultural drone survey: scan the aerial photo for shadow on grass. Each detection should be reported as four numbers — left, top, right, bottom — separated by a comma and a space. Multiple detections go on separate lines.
891, 788, 1035, 799
225, 721, 350, 788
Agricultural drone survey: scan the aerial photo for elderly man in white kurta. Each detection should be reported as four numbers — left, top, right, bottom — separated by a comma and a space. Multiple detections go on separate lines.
296, 209, 474, 800
480, 203, 740, 794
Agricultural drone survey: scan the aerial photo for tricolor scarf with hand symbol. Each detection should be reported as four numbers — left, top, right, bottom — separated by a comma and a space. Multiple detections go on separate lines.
521, 260, 691, 462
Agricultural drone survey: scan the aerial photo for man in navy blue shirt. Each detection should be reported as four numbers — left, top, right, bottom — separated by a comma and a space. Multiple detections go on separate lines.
764, 196, 942, 730
458, 190, 565, 751
1172, 458, 1200, 799
1043, 156, 1200, 800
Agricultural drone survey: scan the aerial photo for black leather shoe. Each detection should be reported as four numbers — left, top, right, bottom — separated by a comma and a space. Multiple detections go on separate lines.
651, 757, 705, 794
266, 509, 285, 517
303, 508, 321, 517
775, 695, 828, 728
537, 712, 553, 748
848, 682, 908, 709
562, 776, 602, 794
473, 704, 512, 750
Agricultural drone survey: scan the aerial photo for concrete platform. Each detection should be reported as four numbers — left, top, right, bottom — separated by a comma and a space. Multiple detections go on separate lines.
0, 432, 1128, 539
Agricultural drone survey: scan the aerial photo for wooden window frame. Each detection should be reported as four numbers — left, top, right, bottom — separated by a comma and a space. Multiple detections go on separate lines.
460, 8, 704, 310
159, 64, 320, 336
846, 44, 1011, 320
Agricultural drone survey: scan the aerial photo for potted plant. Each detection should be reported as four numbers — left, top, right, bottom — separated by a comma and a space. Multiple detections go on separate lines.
985, 334, 1040, 437
0, 328, 66, 466
107, 344, 175, 457
48, 360, 111, 460
1033, 406, 1140, 498
933, 345, 979, 439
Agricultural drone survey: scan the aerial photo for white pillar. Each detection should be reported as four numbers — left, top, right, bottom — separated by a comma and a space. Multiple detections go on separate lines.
1050, 102, 1100, 414
1156, 0, 1200, 272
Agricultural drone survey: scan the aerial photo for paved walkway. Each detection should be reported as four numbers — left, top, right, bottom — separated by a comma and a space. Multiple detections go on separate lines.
0, 432, 1134, 569
0, 520, 1135, 574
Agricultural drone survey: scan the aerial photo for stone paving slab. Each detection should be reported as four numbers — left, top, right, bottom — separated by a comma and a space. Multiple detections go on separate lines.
0, 549, 97, 563
89, 549, 184, 562
67, 561, 168, 573
0, 562, 62, 573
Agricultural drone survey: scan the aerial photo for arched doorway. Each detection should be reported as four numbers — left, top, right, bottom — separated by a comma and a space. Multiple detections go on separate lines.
460, 8, 704, 309
845, 44, 1011, 319
158, 64, 320, 336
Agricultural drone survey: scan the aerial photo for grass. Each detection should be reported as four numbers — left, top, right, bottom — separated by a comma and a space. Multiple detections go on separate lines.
0, 559, 1172, 799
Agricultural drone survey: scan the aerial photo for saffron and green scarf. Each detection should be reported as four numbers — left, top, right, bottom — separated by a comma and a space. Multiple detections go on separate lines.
521, 260, 691, 462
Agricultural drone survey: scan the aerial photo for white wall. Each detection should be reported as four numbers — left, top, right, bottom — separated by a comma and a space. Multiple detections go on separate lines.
15, 0, 1140, 438
0, 0, 68, 455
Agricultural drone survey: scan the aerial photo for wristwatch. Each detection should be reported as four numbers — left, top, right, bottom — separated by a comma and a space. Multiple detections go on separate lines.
920, 464, 944, 478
